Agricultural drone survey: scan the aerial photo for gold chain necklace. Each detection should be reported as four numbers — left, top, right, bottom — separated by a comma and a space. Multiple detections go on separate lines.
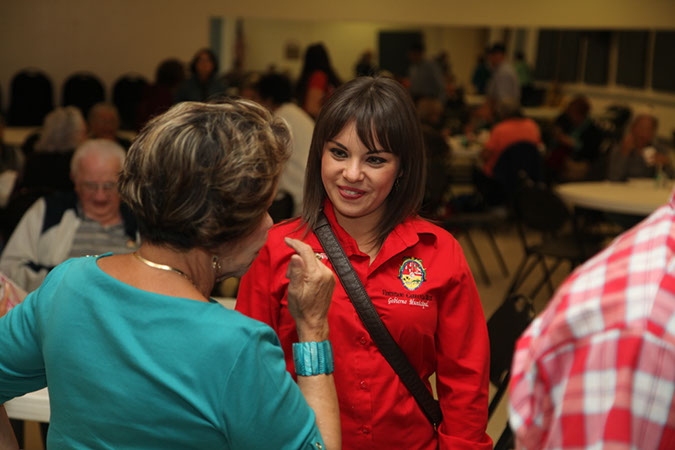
133, 252, 197, 289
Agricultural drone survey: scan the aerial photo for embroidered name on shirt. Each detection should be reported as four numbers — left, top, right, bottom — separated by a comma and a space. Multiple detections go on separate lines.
398, 257, 426, 291
382, 289, 433, 309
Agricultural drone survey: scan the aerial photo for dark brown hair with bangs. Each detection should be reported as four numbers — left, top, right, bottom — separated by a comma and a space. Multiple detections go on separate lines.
301, 76, 426, 246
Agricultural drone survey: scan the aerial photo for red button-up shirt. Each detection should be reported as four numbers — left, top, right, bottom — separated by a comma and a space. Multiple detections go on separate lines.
237, 203, 492, 449
509, 192, 675, 449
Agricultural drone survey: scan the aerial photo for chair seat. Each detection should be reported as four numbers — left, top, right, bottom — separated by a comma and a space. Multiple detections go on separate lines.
529, 235, 602, 262
444, 207, 509, 228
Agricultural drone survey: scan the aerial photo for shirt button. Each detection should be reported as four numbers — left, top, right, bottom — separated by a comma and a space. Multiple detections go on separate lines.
359, 336, 367, 345
360, 380, 368, 390
361, 426, 371, 435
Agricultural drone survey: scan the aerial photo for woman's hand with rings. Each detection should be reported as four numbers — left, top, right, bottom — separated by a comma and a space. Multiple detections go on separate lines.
285, 237, 335, 342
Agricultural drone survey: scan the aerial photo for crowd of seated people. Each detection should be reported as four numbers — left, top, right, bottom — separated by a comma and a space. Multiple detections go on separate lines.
2, 40, 674, 289
3, 37, 675, 450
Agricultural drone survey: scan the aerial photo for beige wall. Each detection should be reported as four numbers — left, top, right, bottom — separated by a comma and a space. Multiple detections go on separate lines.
2, 0, 675, 130
242, 19, 486, 87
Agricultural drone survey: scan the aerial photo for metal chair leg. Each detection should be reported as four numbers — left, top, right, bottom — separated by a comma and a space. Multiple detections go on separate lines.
485, 228, 509, 277
462, 230, 491, 285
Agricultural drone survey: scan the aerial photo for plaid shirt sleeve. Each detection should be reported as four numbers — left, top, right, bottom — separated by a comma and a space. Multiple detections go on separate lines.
509, 194, 675, 450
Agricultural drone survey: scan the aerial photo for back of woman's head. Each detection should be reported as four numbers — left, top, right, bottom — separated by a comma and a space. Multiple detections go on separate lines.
156, 59, 186, 87
303, 76, 426, 244
119, 100, 291, 251
35, 106, 86, 153
303, 44, 331, 73
296, 43, 341, 102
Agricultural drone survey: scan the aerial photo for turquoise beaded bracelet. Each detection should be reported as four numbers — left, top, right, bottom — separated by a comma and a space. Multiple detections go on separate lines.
292, 341, 334, 376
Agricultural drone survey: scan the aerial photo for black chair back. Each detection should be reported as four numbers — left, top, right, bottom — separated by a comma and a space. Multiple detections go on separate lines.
514, 181, 571, 234
112, 74, 149, 130
493, 141, 543, 190
8, 69, 54, 126
487, 293, 535, 450
478, 141, 543, 208
62, 72, 105, 118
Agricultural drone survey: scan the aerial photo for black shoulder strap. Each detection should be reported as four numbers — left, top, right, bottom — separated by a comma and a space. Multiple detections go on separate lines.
313, 212, 443, 429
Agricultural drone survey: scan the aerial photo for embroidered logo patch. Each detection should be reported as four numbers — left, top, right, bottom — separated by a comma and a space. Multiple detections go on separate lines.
398, 257, 426, 291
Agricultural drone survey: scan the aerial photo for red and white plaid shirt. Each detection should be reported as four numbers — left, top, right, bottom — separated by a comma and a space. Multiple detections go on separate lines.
509, 191, 675, 449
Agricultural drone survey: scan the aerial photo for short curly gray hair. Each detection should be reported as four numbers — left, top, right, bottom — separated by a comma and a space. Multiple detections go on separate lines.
118, 100, 291, 250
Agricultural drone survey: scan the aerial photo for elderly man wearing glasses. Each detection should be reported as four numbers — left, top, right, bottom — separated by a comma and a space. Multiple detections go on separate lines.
0, 139, 138, 292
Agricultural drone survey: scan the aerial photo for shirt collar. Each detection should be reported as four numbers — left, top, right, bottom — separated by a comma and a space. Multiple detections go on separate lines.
320, 198, 422, 263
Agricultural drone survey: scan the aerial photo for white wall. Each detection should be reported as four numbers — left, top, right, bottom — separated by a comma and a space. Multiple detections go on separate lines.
242, 19, 486, 87
2, 0, 675, 133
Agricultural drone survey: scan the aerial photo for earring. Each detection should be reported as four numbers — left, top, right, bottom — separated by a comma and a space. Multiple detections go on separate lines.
212, 255, 222, 272
393, 177, 401, 192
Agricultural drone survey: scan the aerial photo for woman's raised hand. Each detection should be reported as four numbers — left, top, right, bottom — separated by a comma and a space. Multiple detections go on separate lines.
284, 237, 335, 342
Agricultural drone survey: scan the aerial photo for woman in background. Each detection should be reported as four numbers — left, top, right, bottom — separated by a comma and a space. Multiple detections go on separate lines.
237, 77, 492, 449
21, 106, 87, 192
174, 48, 226, 103
295, 43, 341, 119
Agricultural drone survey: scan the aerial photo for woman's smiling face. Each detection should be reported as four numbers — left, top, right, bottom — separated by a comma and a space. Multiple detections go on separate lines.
320, 121, 400, 226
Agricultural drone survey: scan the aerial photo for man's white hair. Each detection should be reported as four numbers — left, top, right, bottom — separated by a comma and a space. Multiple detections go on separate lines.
70, 139, 126, 178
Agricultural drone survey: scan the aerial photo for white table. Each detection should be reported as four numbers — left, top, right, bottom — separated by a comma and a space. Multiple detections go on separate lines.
4, 388, 50, 422
522, 106, 560, 122
557, 179, 674, 216
4, 297, 237, 423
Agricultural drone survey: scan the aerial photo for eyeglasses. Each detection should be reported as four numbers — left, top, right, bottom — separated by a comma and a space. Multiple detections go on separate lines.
80, 181, 117, 194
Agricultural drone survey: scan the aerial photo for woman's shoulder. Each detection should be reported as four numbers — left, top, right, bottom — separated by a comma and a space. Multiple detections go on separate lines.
267, 217, 307, 242
408, 216, 458, 246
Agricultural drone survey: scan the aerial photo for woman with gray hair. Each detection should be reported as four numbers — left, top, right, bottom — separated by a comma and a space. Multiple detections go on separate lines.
34, 106, 86, 153
0, 100, 340, 449
21, 106, 87, 192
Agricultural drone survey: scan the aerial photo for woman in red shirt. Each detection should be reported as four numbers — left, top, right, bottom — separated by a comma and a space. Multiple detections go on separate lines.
237, 76, 492, 449
295, 43, 341, 119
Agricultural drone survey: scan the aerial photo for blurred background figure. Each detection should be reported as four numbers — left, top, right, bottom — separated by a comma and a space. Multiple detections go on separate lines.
174, 48, 226, 103
0, 114, 24, 207
471, 51, 491, 95
513, 51, 534, 105
485, 43, 520, 106
407, 40, 445, 103
251, 72, 314, 220
442, 74, 468, 135
88, 102, 131, 150
135, 58, 186, 130
481, 100, 541, 178
416, 97, 453, 217
476, 99, 542, 206
237, 71, 262, 101
546, 95, 604, 181
0, 114, 24, 178
354, 50, 377, 77
607, 111, 673, 181
295, 42, 341, 119
0, 139, 137, 292
20, 106, 87, 193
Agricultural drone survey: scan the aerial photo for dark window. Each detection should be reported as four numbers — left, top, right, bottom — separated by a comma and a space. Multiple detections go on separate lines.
535, 30, 580, 82
378, 31, 423, 78
652, 31, 675, 93
558, 31, 581, 83
535, 30, 558, 81
616, 31, 648, 88
584, 31, 610, 85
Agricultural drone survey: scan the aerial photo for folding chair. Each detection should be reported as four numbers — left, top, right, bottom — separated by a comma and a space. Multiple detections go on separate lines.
506, 179, 602, 302
487, 293, 535, 450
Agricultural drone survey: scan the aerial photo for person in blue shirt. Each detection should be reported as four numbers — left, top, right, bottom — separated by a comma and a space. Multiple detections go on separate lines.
0, 100, 340, 449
